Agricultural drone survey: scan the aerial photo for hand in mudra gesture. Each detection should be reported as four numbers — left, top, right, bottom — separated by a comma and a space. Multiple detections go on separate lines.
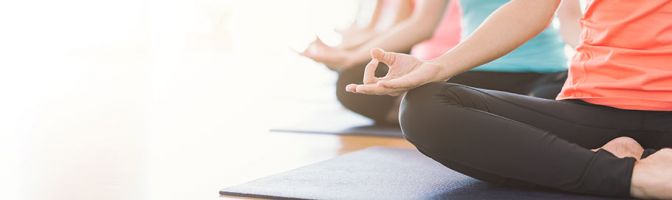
346, 48, 446, 96
300, 37, 352, 71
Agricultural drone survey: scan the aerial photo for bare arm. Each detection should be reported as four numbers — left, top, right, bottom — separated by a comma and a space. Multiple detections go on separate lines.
557, 0, 582, 48
347, 0, 564, 94
337, 0, 413, 50
344, 0, 449, 66
364, 0, 384, 31
431, 0, 562, 80
335, 0, 386, 50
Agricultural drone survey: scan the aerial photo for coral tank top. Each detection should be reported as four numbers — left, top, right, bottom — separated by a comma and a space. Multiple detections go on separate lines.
557, 0, 672, 111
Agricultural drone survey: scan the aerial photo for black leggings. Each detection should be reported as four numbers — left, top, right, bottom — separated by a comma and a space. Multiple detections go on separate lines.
401, 82, 672, 197
336, 62, 567, 124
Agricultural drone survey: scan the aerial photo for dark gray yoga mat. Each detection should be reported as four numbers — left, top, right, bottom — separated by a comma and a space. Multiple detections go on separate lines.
220, 147, 629, 200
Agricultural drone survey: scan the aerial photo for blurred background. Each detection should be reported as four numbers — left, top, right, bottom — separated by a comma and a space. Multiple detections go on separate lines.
0, 0, 364, 199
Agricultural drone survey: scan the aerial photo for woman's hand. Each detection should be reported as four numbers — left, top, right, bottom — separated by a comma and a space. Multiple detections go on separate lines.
300, 37, 356, 71
346, 48, 446, 96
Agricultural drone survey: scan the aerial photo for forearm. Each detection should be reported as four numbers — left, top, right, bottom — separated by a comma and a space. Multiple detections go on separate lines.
351, 20, 437, 61
557, 0, 582, 48
365, 0, 384, 30
347, 0, 448, 65
432, 0, 561, 80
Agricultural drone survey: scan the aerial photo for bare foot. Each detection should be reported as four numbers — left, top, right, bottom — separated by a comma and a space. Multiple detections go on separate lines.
593, 137, 644, 160
630, 149, 672, 199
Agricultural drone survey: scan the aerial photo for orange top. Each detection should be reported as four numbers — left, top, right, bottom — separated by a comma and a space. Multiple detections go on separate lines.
557, 0, 672, 111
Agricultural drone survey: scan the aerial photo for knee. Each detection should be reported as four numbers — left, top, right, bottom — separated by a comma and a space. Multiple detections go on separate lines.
400, 82, 477, 120
400, 82, 472, 145
402, 82, 466, 109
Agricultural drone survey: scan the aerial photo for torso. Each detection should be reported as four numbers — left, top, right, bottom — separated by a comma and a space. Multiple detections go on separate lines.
557, 0, 672, 111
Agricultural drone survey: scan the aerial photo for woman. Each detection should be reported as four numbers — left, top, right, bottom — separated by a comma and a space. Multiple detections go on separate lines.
347, 0, 672, 199
304, 0, 577, 125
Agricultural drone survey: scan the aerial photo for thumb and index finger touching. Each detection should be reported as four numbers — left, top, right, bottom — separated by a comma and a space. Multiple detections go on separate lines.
347, 48, 411, 93
362, 48, 398, 84
367, 48, 416, 88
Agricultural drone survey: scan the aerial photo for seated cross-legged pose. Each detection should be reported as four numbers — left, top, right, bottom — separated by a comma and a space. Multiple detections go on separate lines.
346, 0, 672, 199
303, 0, 579, 125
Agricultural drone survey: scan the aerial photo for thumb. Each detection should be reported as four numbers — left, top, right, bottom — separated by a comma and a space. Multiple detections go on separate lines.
370, 48, 395, 65
314, 36, 327, 46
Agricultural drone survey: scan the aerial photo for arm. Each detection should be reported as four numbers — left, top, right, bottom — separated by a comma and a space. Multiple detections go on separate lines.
366, 0, 384, 30
343, 0, 449, 66
337, 0, 389, 50
302, 0, 423, 70
337, 0, 382, 34
556, 0, 582, 48
347, 0, 563, 95
430, 0, 562, 80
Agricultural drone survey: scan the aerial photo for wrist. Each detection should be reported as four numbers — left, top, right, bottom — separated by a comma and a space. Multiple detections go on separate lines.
426, 59, 455, 82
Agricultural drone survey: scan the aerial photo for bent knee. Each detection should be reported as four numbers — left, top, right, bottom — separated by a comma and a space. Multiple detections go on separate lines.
401, 82, 481, 120
402, 82, 467, 108
400, 83, 474, 145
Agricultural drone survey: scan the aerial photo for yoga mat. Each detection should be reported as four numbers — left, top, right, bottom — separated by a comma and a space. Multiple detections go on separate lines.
220, 147, 629, 200
269, 105, 403, 138
271, 123, 402, 138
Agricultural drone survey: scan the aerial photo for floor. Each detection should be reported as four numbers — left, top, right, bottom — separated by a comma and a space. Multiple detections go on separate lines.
1, 36, 418, 200
0, 1, 418, 199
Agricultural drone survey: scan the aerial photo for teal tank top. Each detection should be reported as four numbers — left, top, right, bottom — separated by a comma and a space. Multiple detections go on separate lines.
460, 0, 567, 73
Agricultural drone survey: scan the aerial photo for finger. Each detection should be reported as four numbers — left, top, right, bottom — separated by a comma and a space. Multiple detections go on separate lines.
362, 59, 380, 84
370, 48, 396, 66
302, 42, 316, 54
314, 36, 327, 47
354, 84, 388, 95
345, 84, 358, 93
289, 46, 304, 55
377, 68, 431, 89
301, 48, 318, 60
353, 84, 405, 96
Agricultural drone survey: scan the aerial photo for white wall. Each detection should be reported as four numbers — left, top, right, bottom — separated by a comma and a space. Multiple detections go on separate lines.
0, 0, 357, 199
